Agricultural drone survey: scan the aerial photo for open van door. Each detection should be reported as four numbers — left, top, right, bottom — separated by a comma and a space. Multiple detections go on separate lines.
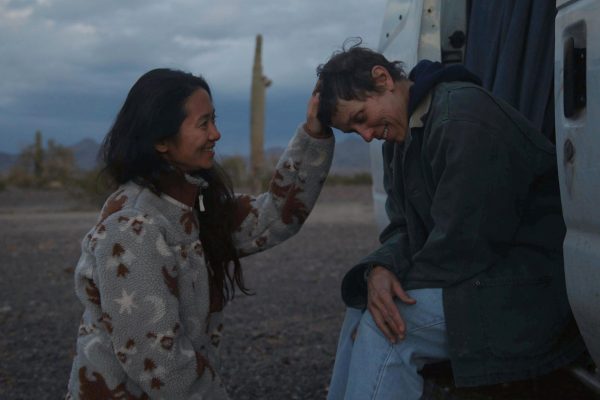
555, 0, 600, 379
371, 0, 468, 229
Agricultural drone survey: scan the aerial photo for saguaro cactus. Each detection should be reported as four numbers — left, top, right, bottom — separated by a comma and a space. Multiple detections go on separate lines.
249, 34, 271, 192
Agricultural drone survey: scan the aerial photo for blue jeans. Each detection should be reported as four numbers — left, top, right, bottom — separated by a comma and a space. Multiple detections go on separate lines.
327, 288, 449, 400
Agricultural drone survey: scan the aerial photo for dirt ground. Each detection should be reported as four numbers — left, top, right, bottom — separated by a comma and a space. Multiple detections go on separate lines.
0, 185, 597, 400
0, 185, 380, 399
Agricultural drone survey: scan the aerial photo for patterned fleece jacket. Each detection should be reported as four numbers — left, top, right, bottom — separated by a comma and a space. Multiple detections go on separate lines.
66, 126, 334, 399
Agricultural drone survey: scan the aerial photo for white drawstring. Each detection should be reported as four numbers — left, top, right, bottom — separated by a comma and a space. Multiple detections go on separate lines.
198, 194, 206, 212
183, 173, 209, 212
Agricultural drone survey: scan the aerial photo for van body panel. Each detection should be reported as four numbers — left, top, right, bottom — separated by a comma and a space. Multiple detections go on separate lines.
555, 0, 600, 367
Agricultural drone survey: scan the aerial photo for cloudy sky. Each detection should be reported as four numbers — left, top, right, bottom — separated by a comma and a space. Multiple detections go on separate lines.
0, 0, 388, 156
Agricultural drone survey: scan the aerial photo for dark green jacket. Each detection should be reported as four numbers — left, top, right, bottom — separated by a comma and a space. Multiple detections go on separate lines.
341, 81, 585, 386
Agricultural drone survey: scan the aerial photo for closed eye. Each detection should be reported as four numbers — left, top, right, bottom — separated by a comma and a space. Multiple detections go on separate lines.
352, 113, 366, 124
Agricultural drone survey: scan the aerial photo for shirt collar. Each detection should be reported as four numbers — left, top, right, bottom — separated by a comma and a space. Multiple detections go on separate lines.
160, 193, 194, 211
408, 93, 432, 129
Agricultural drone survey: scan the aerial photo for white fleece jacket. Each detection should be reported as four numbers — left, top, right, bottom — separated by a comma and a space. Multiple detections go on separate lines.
66, 126, 334, 399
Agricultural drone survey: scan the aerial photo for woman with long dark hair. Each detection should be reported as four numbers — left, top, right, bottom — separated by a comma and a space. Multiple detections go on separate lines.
66, 68, 333, 399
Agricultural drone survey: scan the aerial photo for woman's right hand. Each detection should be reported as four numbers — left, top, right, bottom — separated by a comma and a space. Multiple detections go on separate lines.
304, 80, 331, 138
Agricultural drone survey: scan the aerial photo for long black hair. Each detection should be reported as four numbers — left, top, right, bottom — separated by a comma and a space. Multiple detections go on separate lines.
100, 68, 249, 303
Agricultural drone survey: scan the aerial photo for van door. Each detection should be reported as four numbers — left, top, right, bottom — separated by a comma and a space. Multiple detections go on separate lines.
555, 0, 600, 367
373, 0, 467, 230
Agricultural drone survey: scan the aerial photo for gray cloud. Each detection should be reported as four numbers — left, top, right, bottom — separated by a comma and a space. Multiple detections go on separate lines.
0, 0, 386, 153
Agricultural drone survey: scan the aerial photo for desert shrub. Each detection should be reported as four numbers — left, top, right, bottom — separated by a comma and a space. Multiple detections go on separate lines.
219, 155, 277, 193
7, 132, 77, 189
44, 139, 76, 184
326, 172, 372, 186
6, 168, 36, 187
220, 155, 248, 188
68, 168, 114, 208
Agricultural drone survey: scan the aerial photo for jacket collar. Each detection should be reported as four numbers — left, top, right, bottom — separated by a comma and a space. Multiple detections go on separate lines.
155, 170, 208, 208
409, 93, 432, 129
407, 59, 481, 118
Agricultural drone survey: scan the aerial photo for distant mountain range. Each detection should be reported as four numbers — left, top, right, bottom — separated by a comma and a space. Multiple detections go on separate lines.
330, 135, 373, 175
0, 138, 103, 173
70, 138, 104, 170
0, 152, 17, 172
0, 135, 372, 175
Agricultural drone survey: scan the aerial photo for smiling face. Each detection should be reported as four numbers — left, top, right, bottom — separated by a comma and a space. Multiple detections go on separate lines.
155, 88, 220, 172
330, 66, 411, 143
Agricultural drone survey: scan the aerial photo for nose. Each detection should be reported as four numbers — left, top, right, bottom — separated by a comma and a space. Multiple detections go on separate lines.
209, 124, 221, 141
355, 126, 375, 142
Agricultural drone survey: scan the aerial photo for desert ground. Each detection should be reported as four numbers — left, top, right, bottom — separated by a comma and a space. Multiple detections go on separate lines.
0, 185, 380, 399
0, 185, 596, 399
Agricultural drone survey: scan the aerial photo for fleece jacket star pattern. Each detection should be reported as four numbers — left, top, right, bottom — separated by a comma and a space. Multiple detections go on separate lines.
66, 126, 334, 399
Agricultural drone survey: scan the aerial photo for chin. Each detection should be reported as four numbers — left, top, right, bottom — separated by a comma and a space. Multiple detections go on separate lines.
199, 160, 215, 170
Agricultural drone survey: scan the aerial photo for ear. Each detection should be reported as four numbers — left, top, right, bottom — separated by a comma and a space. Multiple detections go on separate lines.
371, 65, 394, 91
154, 140, 170, 154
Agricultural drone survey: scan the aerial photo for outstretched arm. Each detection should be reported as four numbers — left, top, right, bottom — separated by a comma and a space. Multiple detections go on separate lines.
233, 84, 335, 257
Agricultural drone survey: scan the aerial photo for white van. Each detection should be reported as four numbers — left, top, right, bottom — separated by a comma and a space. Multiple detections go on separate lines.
371, 0, 600, 394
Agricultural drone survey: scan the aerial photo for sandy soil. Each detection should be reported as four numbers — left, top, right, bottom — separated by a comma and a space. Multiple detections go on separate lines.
0, 185, 379, 399
0, 185, 596, 400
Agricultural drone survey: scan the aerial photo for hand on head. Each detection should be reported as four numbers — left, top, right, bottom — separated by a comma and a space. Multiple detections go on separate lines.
304, 80, 331, 138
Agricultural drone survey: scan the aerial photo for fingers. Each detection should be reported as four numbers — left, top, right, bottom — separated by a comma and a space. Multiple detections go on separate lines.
368, 290, 405, 343
368, 285, 406, 343
368, 300, 398, 343
308, 80, 322, 116
312, 79, 322, 96
393, 279, 417, 305
306, 84, 319, 116
305, 84, 324, 136
367, 266, 414, 343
